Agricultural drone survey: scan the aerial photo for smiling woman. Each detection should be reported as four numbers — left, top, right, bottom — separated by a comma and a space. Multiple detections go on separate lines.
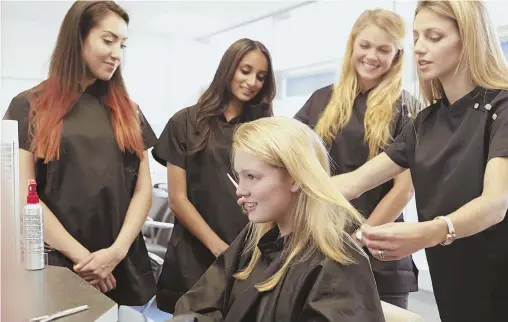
294, 8, 420, 309
152, 38, 276, 314
332, 1, 508, 321
81, 13, 129, 82
2, 0, 158, 307
169, 117, 384, 322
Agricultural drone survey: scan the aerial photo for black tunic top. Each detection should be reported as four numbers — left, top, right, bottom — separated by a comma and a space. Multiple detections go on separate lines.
152, 105, 259, 313
170, 225, 385, 322
385, 86, 508, 322
2, 81, 158, 306
294, 85, 419, 295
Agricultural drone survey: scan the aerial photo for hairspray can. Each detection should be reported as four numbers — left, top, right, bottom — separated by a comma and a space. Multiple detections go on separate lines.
24, 179, 44, 270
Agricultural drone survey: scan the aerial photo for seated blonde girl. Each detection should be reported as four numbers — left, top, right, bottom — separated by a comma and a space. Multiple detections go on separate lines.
169, 117, 384, 322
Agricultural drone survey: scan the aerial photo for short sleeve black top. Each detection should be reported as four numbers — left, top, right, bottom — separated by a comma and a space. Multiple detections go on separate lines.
2, 80, 158, 306
385, 86, 508, 321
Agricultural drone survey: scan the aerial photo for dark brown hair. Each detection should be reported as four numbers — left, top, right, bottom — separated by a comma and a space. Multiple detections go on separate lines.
29, 0, 143, 162
189, 38, 276, 154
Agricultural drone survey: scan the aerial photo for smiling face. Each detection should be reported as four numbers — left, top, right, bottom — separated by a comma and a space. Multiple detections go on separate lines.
229, 49, 268, 102
82, 11, 128, 81
413, 8, 462, 82
352, 24, 399, 90
234, 149, 298, 228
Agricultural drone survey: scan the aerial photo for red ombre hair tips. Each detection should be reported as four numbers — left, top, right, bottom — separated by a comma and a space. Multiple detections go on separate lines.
28, 1, 143, 163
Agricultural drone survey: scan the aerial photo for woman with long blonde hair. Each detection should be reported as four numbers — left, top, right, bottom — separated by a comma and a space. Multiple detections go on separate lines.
168, 117, 384, 322
295, 8, 420, 308
333, 1, 508, 321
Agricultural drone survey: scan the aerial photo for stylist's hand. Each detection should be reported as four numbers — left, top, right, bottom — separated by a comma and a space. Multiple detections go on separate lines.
360, 222, 435, 261
209, 240, 229, 258
73, 247, 125, 280
351, 230, 364, 248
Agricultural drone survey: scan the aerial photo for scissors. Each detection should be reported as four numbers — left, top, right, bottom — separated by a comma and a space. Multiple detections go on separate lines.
30, 305, 89, 322
227, 173, 239, 188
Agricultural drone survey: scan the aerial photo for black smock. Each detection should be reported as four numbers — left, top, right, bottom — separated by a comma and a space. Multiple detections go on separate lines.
152, 105, 266, 313
294, 85, 419, 297
2, 81, 158, 306
170, 225, 385, 322
385, 87, 508, 322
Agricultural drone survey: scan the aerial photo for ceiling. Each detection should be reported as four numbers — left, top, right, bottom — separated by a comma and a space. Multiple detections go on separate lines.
1, 0, 313, 39
4, 1, 506, 41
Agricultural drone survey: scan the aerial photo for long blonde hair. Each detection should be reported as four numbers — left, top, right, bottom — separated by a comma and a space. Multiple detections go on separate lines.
232, 117, 364, 292
416, 0, 508, 105
315, 9, 406, 159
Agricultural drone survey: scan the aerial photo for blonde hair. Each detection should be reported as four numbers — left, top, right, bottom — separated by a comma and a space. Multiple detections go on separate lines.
315, 8, 406, 160
416, 0, 508, 105
232, 117, 364, 292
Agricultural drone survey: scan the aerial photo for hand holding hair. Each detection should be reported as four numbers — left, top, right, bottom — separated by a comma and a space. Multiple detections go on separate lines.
360, 221, 438, 261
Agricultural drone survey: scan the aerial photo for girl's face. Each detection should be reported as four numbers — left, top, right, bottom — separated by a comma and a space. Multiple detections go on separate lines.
82, 11, 128, 81
234, 150, 298, 230
352, 24, 399, 90
229, 50, 268, 102
413, 8, 462, 82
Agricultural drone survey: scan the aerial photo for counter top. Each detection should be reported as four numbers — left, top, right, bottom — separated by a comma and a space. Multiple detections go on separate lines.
24, 265, 117, 322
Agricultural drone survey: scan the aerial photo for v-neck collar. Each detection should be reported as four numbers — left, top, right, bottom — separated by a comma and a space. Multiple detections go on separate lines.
219, 112, 244, 125
224, 226, 288, 322
83, 80, 108, 98
358, 86, 375, 97
258, 226, 288, 253
441, 86, 482, 109
441, 86, 503, 117
257, 226, 291, 264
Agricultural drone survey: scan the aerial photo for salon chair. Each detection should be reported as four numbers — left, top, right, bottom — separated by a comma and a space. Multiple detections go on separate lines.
381, 301, 425, 322
143, 183, 174, 280
143, 182, 174, 280
144, 183, 174, 260
138, 184, 175, 318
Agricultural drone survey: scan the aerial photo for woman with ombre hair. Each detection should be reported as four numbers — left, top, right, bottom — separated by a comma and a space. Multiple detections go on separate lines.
295, 8, 420, 308
3, 0, 157, 306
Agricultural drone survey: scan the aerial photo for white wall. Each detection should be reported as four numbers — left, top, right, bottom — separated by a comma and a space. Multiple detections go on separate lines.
0, 19, 56, 116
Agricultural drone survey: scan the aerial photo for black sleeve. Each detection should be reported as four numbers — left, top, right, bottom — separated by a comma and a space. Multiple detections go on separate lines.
151, 110, 187, 168
294, 93, 316, 126
488, 94, 508, 161
392, 108, 410, 141
173, 226, 250, 321
300, 248, 385, 322
137, 107, 157, 150
392, 91, 425, 139
295, 86, 333, 128
400, 90, 425, 118
384, 118, 416, 169
2, 93, 31, 151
